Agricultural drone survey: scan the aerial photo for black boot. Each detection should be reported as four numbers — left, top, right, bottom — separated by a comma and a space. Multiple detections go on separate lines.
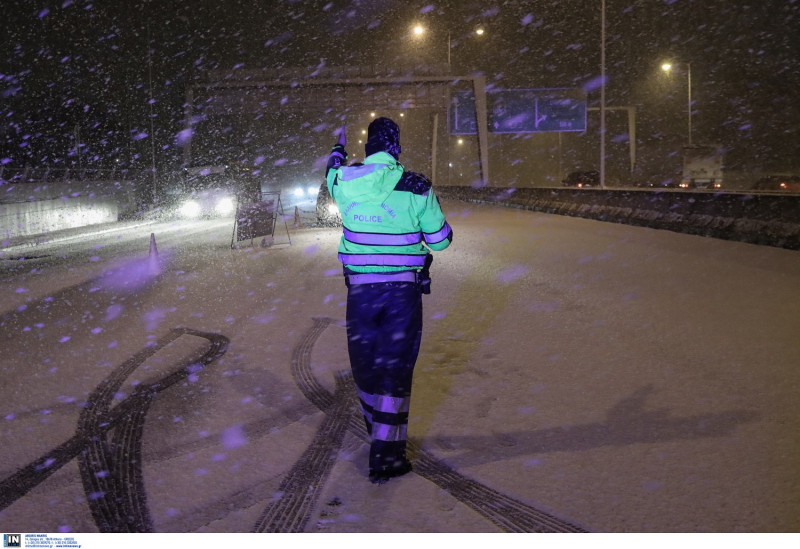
369, 458, 413, 484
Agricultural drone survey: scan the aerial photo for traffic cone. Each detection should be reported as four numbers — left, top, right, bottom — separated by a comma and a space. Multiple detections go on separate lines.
149, 233, 159, 257
148, 232, 161, 275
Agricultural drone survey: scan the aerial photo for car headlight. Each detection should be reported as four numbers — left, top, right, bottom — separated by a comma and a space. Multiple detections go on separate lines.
307, 186, 319, 197
180, 199, 201, 218
215, 196, 234, 215
294, 187, 305, 198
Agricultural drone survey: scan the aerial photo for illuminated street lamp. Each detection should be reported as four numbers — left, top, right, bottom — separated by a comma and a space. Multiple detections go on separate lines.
661, 61, 693, 145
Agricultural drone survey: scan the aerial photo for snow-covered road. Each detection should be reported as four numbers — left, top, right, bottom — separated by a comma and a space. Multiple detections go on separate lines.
1, 201, 799, 533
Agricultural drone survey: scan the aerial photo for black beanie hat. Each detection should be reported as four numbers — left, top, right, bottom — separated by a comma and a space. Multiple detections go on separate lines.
365, 117, 401, 160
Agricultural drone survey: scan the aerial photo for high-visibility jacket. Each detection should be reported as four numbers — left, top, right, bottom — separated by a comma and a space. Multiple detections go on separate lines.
326, 151, 453, 274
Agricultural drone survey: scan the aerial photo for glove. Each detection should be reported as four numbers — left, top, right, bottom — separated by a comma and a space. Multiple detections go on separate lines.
329, 143, 348, 169
325, 144, 348, 177
420, 254, 433, 295
419, 272, 431, 294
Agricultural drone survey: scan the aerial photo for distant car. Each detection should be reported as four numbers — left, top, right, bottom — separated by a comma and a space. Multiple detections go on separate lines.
159, 165, 240, 219
316, 182, 342, 225
172, 187, 236, 219
643, 181, 679, 189
679, 179, 722, 189
634, 180, 678, 189
562, 170, 599, 188
752, 175, 800, 192
158, 185, 236, 219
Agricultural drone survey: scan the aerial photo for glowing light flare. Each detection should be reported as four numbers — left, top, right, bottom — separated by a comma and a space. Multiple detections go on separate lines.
179, 200, 201, 218
215, 197, 234, 215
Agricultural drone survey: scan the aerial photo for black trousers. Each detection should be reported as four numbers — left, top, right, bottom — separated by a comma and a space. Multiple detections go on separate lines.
345, 281, 423, 473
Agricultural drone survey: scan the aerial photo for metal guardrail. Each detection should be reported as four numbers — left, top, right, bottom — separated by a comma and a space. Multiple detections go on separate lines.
436, 185, 800, 250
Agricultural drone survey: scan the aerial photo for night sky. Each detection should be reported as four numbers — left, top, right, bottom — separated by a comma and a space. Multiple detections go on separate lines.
1, 0, 798, 181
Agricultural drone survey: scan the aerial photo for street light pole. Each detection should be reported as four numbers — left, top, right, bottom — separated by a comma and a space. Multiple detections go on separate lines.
410, 24, 489, 184
447, 30, 451, 70
686, 62, 692, 146
662, 61, 693, 146
147, 23, 157, 203
600, 0, 606, 188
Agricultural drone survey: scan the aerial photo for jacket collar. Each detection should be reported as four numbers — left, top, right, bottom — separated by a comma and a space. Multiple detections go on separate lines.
364, 151, 400, 168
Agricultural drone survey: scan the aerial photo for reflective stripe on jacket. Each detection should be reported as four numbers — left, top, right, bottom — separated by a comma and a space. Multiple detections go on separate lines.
326, 151, 453, 274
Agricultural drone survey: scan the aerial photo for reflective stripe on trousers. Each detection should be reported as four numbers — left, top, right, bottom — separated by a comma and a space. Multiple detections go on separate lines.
356, 389, 411, 442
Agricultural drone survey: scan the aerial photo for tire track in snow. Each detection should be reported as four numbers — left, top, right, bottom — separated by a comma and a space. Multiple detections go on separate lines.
252, 371, 355, 533
289, 316, 588, 533
0, 328, 230, 532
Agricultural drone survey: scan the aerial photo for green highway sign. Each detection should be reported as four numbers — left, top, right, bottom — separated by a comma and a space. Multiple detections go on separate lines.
449, 88, 587, 135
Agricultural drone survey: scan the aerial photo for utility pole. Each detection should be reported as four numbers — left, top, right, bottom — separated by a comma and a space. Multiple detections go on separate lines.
74, 123, 82, 177
147, 23, 157, 203
600, 0, 607, 188
687, 62, 693, 146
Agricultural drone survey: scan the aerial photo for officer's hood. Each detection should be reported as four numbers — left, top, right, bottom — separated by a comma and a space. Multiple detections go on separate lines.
335, 152, 403, 203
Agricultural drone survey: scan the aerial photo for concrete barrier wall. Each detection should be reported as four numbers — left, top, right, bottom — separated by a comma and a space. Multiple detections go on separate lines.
0, 179, 139, 240
436, 186, 800, 251
1, 196, 120, 239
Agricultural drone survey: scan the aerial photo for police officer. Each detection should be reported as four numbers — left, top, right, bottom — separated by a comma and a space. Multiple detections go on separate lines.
325, 117, 453, 483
